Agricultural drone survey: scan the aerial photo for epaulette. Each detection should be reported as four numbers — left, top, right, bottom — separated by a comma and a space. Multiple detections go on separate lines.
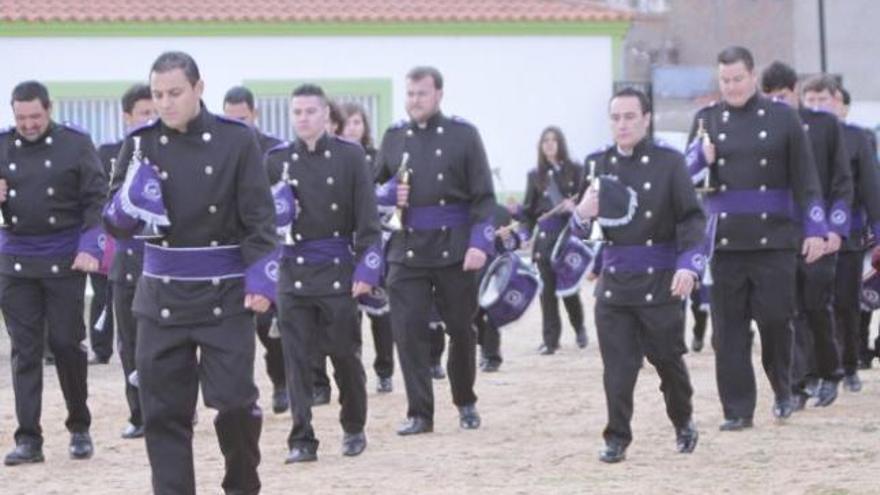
585, 144, 613, 161
265, 141, 291, 157
98, 139, 123, 150
387, 119, 409, 131
60, 121, 91, 136
125, 119, 159, 138
333, 135, 363, 150
216, 114, 251, 128
449, 115, 475, 128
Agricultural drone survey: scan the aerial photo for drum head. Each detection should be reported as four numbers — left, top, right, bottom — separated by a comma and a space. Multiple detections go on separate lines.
478, 254, 514, 308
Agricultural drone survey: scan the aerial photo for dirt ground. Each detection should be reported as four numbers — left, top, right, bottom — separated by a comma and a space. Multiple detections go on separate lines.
0, 287, 878, 495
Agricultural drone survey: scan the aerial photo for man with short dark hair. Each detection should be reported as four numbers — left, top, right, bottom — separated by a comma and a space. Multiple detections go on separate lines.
691, 46, 827, 430
761, 63, 853, 409
573, 87, 705, 463
375, 66, 496, 435
104, 51, 276, 494
267, 83, 381, 463
223, 85, 289, 415
0, 80, 107, 465
101, 83, 156, 439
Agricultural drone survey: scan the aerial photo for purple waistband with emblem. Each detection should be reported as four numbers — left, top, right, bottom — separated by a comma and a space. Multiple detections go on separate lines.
143, 244, 245, 280
537, 215, 566, 233
283, 237, 353, 264
704, 189, 795, 217
405, 204, 470, 230
0, 226, 80, 257
603, 243, 676, 272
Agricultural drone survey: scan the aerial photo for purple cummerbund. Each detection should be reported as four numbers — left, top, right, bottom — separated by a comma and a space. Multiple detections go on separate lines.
603, 243, 676, 272
143, 244, 245, 280
282, 237, 353, 264
405, 204, 469, 230
0, 226, 80, 257
704, 189, 795, 217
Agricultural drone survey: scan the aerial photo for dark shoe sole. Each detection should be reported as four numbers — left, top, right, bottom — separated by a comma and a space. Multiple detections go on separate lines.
4, 454, 45, 466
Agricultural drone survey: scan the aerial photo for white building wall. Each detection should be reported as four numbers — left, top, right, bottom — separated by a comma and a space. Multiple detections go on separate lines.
0, 35, 614, 193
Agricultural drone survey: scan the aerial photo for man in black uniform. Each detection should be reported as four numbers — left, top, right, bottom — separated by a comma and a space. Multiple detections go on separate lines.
104, 52, 276, 495
223, 85, 289, 414
103, 83, 156, 439
761, 64, 853, 409
690, 47, 827, 430
376, 66, 496, 435
266, 84, 381, 463
811, 83, 880, 388
573, 87, 704, 463
0, 81, 106, 465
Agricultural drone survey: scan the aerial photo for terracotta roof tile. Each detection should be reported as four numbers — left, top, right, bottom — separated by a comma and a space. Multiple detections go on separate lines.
0, 0, 631, 23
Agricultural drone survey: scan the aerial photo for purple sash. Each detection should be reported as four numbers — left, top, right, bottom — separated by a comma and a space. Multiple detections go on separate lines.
0, 226, 80, 257
603, 243, 676, 272
405, 204, 469, 230
282, 237, 353, 264
143, 244, 245, 280
704, 189, 795, 217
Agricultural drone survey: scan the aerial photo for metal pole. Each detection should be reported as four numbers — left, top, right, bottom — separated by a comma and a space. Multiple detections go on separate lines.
818, 0, 828, 73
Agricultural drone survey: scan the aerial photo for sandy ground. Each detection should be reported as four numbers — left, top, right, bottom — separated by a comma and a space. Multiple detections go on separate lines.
0, 286, 879, 495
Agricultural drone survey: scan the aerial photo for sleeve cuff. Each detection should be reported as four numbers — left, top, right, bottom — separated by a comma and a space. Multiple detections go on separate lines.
676, 245, 708, 276
353, 241, 384, 287
469, 220, 495, 256
803, 200, 829, 238
245, 248, 281, 304
77, 225, 106, 260
828, 201, 851, 238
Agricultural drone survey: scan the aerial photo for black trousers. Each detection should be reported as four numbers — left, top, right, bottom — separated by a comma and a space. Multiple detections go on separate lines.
367, 312, 395, 378
112, 282, 142, 427
689, 285, 710, 342
88, 273, 114, 360
388, 263, 478, 420
254, 309, 286, 389
475, 309, 502, 365
137, 313, 261, 495
710, 250, 796, 420
835, 250, 864, 374
595, 301, 693, 448
277, 293, 366, 451
792, 254, 841, 385
0, 274, 91, 446
536, 259, 585, 348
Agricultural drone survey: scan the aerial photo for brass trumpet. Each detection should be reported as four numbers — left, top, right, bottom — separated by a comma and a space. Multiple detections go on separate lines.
386, 152, 411, 232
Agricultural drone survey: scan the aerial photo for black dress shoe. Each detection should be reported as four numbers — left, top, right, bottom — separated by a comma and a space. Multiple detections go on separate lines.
575, 327, 588, 348
312, 387, 331, 406
69, 432, 94, 460
458, 404, 481, 430
843, 373, 862, 392
772, 398, 794, 420
803, 378, 821, 397
396, 416, 434, 436
675, 421, 699, 454
719, 417, 754, 431
480, 361, 501, 373
791, 391, 809, 412
538, 344, 557, 356
88, 355, 110, 365
4, 443, 44, 466
814, 380, 839, 407
341, 432, 367, 457
377, 376, 393, 394
272, 387, 290, 414
598, 443, 626, 463
430, 364, 446, 380
121, 423, 145, 439
285, 447, 317, 464
690, 337, 704, 353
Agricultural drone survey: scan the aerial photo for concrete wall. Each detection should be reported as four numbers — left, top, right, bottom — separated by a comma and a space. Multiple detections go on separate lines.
0, 35, 616, 194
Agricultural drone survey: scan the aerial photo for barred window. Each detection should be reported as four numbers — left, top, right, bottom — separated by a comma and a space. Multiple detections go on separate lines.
53, 96, 124, 145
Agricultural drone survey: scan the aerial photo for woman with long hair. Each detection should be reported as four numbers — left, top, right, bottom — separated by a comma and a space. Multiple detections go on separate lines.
522, 126, 588, 354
